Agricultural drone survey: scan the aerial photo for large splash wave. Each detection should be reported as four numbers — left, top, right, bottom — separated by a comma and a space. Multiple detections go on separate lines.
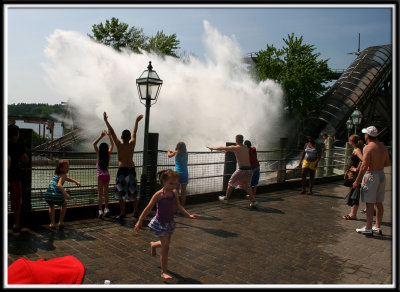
42, 20, 284, 151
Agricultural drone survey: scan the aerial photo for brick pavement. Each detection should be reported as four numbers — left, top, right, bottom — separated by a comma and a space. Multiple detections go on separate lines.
6, 167, 393, 286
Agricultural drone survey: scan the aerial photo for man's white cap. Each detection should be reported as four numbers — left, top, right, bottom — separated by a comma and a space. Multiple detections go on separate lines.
361, 126, 379, 137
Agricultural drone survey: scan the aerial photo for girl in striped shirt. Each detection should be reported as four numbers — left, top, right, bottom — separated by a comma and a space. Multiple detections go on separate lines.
44, 159, 80, 230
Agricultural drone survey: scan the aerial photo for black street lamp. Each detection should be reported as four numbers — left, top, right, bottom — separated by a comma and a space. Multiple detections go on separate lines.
351, 108, 363, 135
136, 61, 162, 204
346, 118, 354, 141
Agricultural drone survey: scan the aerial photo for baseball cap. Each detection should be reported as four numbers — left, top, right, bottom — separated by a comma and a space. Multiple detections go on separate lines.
361, 126, 379, 137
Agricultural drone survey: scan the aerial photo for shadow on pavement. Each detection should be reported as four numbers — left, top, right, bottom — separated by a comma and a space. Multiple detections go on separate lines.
164, 271, 202, 284
177, 221, 238, 238
8, 230, 55, 255
8, 224, 98, 257
194, 215, 222, 221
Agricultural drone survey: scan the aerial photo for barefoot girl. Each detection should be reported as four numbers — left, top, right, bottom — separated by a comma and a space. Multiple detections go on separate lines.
44, 160, 80, 229
134, 169, 200, 280
93, 130, 114, 218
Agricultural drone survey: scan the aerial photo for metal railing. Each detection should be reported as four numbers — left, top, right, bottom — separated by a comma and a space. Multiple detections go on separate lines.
8, 144, 391, 212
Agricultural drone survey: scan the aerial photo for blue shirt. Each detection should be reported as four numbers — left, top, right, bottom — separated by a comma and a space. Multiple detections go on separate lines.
174, 153, 188, 174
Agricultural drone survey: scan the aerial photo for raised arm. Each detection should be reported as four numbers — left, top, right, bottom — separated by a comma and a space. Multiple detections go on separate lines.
131, 114, 144, 145
167, 150, 177, 158
93, 130, 107, 154
103, 112, 120, 145
207, 145, 236, 152
107, 131, 114, 153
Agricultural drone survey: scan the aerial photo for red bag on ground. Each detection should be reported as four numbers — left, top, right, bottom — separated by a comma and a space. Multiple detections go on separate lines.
8, 256, 85, 284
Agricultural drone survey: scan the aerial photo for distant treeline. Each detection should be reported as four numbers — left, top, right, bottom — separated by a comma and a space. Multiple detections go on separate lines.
8, 103, 64, 120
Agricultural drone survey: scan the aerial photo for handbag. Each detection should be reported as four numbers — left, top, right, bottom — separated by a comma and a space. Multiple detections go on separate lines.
344, 187, 360, 206
344, 178, 355, 187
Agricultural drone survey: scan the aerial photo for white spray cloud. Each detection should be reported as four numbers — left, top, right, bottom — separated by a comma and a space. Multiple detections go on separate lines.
41, 20, 284, 151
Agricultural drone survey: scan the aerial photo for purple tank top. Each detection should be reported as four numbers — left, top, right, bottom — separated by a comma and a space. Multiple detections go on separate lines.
156, 190, 176, 223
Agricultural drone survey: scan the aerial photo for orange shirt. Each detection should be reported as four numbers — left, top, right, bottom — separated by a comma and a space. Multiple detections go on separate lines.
248, 147, 260, 168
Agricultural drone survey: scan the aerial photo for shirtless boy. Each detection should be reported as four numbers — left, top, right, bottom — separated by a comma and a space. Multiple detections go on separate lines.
104, 112, 143, 219
353, 126, 390, 235
208, 134, 259, 208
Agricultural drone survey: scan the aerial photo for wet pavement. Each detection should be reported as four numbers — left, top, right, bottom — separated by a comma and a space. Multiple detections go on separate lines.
6, 167, 393, 286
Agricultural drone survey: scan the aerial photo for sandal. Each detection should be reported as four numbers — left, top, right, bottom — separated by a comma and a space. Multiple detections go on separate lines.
342, 214, 357, 220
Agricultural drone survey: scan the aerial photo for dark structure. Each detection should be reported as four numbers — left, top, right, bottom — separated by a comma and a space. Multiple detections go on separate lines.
139, 132, 159, 208
222, 142, 237, 191
300, 44, 392, 144
8, 116, 55, 144
30, 101, 81, 152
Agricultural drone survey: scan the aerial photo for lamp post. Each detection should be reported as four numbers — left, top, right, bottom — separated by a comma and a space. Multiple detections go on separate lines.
351, 108, 363, 135
346, 118, 354, 141
136, 61, 162, 204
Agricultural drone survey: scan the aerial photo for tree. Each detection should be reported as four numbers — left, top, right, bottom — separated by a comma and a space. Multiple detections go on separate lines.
88, 17, 180, 57
88, 17, 147, 53
126, 26, 149, 54
146, 30, 180, 58
255, 33, 333, 118
8, 103, 64, 119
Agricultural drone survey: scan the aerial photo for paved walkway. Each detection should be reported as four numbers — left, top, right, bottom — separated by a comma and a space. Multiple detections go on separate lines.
7, 167, 393, 286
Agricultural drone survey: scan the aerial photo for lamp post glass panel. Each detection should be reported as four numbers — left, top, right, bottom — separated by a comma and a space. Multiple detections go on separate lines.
346, 118, 354, 141
136, 61, 162, 203
351, 109, 363, 134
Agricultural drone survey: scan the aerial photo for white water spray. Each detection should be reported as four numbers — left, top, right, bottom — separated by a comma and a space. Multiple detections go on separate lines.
42, 20, 284, 151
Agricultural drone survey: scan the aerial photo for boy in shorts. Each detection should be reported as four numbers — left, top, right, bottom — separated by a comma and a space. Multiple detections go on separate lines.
104, 112, 143, 219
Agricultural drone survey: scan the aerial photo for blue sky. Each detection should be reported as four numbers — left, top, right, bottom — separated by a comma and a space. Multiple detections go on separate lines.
5, 4, 394, 105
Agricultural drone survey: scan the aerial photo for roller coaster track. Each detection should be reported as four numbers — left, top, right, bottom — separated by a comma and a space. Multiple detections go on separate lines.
301, 44, 392, 140
33, 129, 82, 152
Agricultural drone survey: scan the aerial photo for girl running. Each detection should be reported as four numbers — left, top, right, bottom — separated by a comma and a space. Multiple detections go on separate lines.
134, 169, 200, 280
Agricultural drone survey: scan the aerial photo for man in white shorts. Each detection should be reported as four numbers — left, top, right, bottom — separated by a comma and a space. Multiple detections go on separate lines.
208, 134, 258, 208
353, 126, 390, 235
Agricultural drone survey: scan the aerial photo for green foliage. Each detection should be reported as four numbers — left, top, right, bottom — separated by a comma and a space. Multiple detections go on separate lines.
126, 26, 149, 54
255, 33, 333, 118
88, 17, 180, 57
8, 103, 64, 119
146, 31, 180, 58
89, 17, 127, 51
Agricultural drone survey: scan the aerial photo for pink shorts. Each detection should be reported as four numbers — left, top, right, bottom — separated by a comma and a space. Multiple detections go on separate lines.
228, 168, 253, 190
98, 173, 110, 183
